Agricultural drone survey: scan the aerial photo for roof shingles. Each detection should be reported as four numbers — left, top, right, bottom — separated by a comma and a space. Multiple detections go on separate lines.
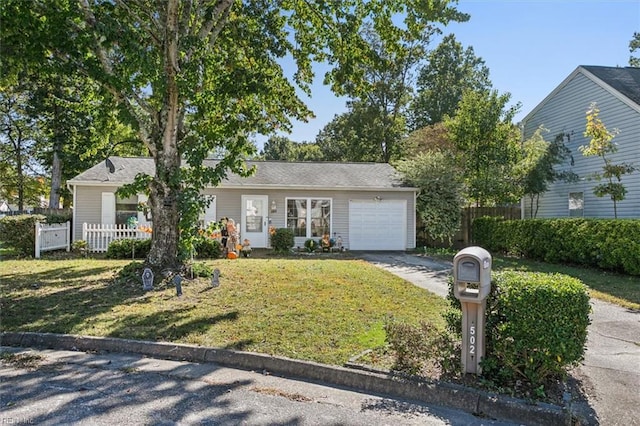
68, 157, 410, 190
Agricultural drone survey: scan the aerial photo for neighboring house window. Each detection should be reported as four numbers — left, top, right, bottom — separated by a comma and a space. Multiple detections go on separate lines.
286, 198, 331, 238
116, 195, 139, 226
569, 192, 584, 217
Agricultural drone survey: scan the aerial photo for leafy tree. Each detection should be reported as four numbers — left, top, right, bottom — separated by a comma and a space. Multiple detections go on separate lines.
260, 136, 323, 161
404, 122, 456, 157
0, 84, 46, 210
395, 151, 464, 242
316, 102, 407, 162
3, 0, 465, 268
630, 32, 640, 67
410, 34, 491, 130
1, 2, 144, 209
517, 128, 577, 218
316, 12, 469, 163
445, 89, 521, 206
581, 103, 635, 218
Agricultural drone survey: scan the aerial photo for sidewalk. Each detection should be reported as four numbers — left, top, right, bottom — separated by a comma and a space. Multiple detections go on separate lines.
359, 252, 640, 426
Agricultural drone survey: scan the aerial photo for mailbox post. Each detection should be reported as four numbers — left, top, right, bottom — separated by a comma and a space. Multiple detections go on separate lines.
453, 246, 492, 374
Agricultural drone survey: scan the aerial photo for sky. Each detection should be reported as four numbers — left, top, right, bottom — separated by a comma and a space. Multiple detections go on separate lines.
260, 0, 640, 149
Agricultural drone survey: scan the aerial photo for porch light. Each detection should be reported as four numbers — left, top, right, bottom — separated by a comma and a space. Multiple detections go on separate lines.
271, 200, 277, 213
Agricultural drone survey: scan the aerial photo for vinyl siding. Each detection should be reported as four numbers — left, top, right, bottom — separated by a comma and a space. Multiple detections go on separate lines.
73, 185, 415, 249
203, 188, 416, 249
522, 71, 640, 218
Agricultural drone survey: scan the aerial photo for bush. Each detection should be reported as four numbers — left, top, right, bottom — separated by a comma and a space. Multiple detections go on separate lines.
446, 271, 590, 393
384, 319, 459, 377
106, 238, 152, 259
194, 237, 222, 259
0, 214, 46, 257
304, 238, 319, 252
271, 228, 294, 253
184, 261, 213, 278
473, 217, 640, 275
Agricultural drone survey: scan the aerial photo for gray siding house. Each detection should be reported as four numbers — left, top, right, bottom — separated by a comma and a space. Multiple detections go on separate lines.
521, 66, 640, 218
67, 157, 417, 251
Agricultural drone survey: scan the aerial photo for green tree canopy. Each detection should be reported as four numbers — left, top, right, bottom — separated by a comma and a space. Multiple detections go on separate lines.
410, 34, 491, 130
261, 136, 323, 161
630, 32, 640, 67
445, 89, 521, 206
395, 151, 464, 242
2, 0, 466, 268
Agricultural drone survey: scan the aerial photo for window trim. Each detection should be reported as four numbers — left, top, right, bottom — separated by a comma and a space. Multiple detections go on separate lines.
285, 197, 333, 238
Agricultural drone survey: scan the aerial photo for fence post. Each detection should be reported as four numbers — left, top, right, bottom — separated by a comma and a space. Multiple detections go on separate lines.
35, 221, 41, 259
66, 221, 71, 252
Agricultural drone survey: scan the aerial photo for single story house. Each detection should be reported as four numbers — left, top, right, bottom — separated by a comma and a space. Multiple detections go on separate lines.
67, 157, 418, 251
520, 65, 640, 218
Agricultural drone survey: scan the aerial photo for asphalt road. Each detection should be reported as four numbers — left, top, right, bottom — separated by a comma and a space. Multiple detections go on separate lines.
0, 347, 514, 426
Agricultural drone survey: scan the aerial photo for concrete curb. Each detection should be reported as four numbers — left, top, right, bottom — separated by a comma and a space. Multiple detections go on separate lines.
1, 331, 574, 425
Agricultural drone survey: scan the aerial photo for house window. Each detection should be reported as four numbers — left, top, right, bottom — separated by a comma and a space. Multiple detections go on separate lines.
569, 192, 584, 217
116, 195, 139, 226
286, 198, 331, 238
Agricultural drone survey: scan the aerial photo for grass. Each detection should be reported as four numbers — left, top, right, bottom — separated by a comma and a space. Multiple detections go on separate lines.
421, 247, 640, 310
0, 257, 447, 366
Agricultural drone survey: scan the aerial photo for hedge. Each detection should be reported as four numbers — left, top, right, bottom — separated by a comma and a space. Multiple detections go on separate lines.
0, 214, 47, 257
446, 270, 590, 391
473, 217, 640, 275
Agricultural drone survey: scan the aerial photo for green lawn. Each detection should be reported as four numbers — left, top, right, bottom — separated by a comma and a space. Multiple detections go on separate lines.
0, 257, 447, 366
424, 248, 640, 310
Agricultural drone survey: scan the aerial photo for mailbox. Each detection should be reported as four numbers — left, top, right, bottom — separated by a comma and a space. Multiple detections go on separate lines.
453, 246, 491, 303
453, 246, 492, 375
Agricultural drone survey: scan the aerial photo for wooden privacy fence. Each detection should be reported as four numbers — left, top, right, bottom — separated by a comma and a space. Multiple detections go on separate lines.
419, 206, 521, 249
35, 221, 71, 258
82, 223, 152, 253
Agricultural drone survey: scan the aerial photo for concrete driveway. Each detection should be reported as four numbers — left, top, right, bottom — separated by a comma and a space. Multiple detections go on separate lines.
357, 251, 640, 426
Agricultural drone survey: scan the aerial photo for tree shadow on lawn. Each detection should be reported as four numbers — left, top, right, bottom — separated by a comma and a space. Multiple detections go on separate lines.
106, 309, 243, 345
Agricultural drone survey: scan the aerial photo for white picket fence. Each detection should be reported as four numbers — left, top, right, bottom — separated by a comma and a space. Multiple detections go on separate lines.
82, 223, 152, 253
35, 221, 71, 258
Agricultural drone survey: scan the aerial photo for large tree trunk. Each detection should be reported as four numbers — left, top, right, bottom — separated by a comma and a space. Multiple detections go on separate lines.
49, 148, 62, 208
146, 0, 182, 270
147, 168, 181, 269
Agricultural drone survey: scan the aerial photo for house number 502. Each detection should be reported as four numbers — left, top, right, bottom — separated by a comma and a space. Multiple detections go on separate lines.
469, 325, 476, 355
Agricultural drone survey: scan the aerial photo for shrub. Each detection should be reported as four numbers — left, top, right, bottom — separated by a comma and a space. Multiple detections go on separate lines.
446, 271, 590, 392
184, 261, 213, 278
384, 319, 459, 377
106, 238, 151, 259
473, 217, 640, 275
0, 214, 46, 257
194, 237, 222, 259
304, 238, 319, 252
271, 228, 294, 253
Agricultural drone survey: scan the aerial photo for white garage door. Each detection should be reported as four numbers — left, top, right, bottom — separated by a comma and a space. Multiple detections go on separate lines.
349, 200, 407, 250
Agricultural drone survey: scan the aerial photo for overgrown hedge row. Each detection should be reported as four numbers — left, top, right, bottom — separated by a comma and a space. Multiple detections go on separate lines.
0, 214, 47, 256
473, 217, 640, 275
446, 270, 590, 391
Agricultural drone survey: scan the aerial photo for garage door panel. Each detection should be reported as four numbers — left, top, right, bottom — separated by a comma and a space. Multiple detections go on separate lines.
349, 200, 406, 250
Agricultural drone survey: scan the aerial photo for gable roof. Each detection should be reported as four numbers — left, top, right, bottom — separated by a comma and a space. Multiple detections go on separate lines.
521, 65, 640, 124
68, 157, 414, 191
581, 66, 640, 106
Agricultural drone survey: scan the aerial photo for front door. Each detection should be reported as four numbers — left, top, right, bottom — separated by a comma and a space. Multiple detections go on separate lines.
241, 195, 268, 248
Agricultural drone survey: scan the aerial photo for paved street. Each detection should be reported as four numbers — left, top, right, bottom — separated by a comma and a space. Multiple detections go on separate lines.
0, 347, 513, 426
